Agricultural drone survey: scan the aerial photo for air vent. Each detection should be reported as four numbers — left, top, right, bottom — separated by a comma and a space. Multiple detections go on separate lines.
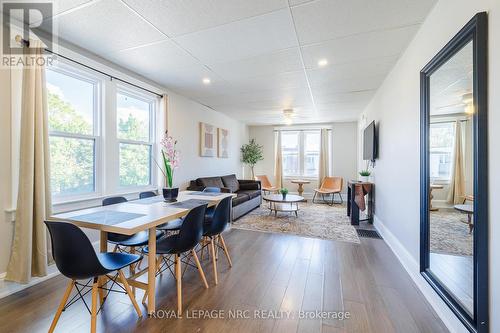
356, 229, 382, 239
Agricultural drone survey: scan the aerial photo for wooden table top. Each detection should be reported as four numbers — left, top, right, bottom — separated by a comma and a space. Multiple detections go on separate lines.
290, 179, 311, 184
50, 191, 235, 235
454, 204, 474, 214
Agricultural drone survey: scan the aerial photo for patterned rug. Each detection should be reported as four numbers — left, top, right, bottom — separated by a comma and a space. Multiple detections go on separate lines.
430, 209, 473, 256
232, 202, 360, 244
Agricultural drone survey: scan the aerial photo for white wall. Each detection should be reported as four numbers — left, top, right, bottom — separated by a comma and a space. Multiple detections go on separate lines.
168, 93, 249, 188
248, 122, 358, 197
359, 0, 500, 332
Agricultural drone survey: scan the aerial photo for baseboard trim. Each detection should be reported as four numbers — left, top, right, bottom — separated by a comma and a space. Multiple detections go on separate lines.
373, 215, 468, 333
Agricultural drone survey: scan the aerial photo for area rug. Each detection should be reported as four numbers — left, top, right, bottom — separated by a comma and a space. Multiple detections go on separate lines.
430, 209, 473, 256
232, 203, 360, 244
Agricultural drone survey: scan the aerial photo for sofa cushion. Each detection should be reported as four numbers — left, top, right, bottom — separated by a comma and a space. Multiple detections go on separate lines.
238, 190, 260, 200
221, 174, 240, 193
197, 176, 224, 189
232, 193, 250, 206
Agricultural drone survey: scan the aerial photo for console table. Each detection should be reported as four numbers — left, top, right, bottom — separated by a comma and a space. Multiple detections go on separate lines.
347, 181, 374, 225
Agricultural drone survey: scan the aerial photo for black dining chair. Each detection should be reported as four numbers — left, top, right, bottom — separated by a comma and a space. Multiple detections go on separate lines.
139, 191, 157, 199
200, 196, 233, 285
44, 221, 142, 333
143, 204, 209, 316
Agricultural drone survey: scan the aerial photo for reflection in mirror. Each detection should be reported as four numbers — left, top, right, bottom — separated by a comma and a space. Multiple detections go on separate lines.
428, 41, 474, 315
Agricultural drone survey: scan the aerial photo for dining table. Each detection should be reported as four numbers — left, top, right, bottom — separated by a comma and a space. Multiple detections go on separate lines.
50, 190, 235, 315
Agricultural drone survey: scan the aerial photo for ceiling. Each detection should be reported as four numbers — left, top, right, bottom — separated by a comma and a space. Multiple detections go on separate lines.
430, 41, 473, 116
37, 0, 436, 125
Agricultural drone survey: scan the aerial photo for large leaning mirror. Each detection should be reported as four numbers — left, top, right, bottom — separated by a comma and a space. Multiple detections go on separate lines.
420, 12, 488, 333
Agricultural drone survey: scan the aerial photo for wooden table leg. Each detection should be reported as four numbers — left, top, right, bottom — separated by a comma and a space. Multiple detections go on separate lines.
297, 183, 304, 196
147, 227, 156, 315
99, 231, 107, 304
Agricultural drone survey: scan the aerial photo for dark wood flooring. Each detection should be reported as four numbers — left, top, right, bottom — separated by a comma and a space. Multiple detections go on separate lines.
0, 229, 448, 333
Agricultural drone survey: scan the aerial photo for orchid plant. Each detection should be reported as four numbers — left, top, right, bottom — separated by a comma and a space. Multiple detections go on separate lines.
158, 131, 180, 188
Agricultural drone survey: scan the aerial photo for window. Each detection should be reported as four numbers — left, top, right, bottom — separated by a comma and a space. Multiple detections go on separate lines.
281, 130, 321, 178
47, 67, 99, 199
430, 122, 455, 181
117, 91, 154, 187
46, 61, 160, 204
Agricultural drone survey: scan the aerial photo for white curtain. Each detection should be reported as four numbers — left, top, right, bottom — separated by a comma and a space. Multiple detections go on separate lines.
6, 41, 52, 283
447, 121, 465, 204
274, 131, 283, 189
318, 128, 330, 185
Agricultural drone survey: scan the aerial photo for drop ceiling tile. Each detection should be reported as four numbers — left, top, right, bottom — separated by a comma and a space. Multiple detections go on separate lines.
49, 0, 166, 54
301, 25, 419, 68
123, 0, 288, 37
173, 9, 298, 64
196, 87, 312, 107
144, 64, 231, 98
104, 40, 201, 77
312, 90, 375, 105
291, 0, 436, 45
209, 48, 303, 80
310, 74, 386, 93
306, 55, 398, 86
225, 70, 308, 93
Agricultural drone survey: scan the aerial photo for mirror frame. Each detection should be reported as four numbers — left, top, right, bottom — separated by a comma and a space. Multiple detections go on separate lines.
420, 12, 488, 333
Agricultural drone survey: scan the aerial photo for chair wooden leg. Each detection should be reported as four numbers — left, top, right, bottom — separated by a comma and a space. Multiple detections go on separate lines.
91, 278, 99, 333
219, 234, 232, 267
130, 247, 136, 296
48, 280, 74, 333
175, 254, 182, 316
210, 238, 218, 285
118, 270, 142, 317
312, 192, 317, 203
191, 249, 209, 289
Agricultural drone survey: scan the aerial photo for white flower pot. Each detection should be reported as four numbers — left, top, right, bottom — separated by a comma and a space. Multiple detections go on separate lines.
359, 176, 370, 182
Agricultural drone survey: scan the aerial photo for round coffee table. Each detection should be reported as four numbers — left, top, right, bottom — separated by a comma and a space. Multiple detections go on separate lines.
454, 204, 474, 233
263, 194, 304, 217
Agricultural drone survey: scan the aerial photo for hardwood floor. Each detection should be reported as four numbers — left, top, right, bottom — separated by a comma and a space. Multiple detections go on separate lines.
0, 229, 448, 333
430, 252, 473, 313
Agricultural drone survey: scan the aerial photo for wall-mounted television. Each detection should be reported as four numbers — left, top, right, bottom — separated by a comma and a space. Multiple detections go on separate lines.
363, 121, 378, 161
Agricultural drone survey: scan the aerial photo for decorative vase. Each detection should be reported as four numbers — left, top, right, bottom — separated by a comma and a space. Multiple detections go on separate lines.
282, 193, 287, 200
163, 187, 179, 202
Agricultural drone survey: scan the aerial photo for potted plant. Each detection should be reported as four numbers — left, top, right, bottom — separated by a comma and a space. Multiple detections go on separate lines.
157, 131, 180, 202
359, 170, 371, 182
240, 139, 264, 179
279, 188, 289, 200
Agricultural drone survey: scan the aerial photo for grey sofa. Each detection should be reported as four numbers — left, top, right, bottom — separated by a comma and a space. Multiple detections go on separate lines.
186, 174, 261, 220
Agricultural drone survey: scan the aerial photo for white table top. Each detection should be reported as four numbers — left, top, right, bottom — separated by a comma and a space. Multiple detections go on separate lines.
50, 191, 235, 235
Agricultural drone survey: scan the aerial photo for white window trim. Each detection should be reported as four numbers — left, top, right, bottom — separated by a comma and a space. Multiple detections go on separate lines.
282, 130, 321, 179
47, 63, 104, 204
116, 85, 158, 191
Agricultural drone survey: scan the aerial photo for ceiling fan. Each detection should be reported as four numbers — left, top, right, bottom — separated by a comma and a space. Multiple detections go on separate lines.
436, 92, 473, 111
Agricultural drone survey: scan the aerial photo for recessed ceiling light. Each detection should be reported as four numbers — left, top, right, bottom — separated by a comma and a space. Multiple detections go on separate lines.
202, 78, 211, 84
318, 59, 328, 67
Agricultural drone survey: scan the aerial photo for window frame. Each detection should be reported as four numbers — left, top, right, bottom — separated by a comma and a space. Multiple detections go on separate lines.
116, 85, 157, 191
47, 64, 103, 204
282, 130, 321, 179
429, 120, 456, 184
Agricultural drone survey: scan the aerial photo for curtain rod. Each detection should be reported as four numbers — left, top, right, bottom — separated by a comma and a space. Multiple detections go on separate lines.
16, 36, 163, 98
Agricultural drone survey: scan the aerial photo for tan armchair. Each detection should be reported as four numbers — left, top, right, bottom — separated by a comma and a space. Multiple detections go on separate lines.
255, 175, 278, 194
313, 177, 344, 205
